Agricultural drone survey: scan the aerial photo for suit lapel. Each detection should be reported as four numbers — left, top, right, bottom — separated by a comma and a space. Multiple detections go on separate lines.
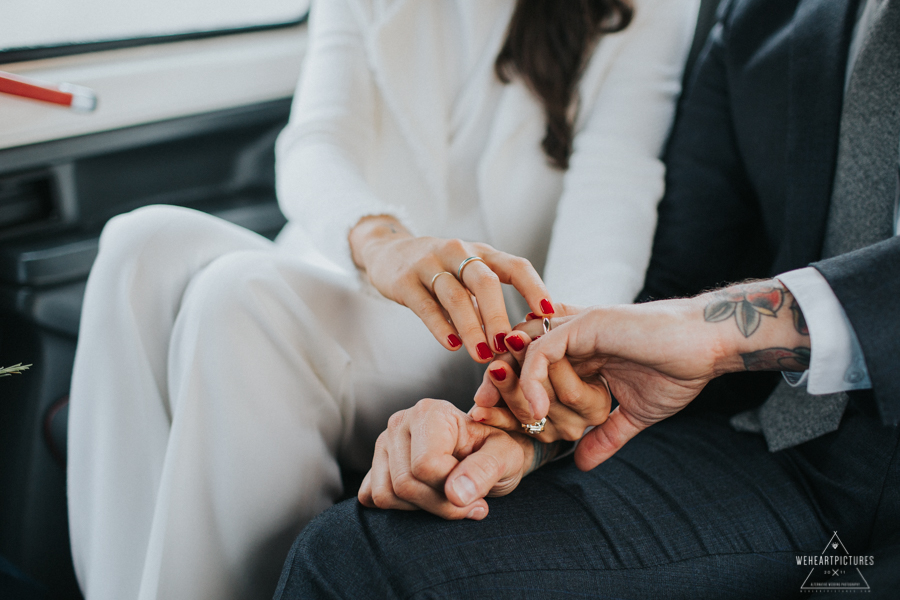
781, 0, 859, 269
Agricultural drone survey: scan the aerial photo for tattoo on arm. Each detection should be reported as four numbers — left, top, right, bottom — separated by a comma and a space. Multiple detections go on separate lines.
741, 347, 810, 371
704, 282, 785, 337
526, 439, 562, 475
790, 299, 809, 336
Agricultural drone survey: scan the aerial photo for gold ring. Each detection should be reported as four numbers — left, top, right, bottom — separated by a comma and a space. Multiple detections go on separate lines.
521, 418, 547, 435
430, 271, 455, 294
457, 256, 486, 281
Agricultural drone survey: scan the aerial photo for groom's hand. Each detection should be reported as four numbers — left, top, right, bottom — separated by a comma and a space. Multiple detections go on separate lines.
358, 399, 534, 520
515, 280, 810, 470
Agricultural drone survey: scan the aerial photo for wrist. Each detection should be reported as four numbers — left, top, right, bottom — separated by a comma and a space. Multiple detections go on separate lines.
349, 215, 412, 270
699, 280, 811, 375
512, 433, 567, 476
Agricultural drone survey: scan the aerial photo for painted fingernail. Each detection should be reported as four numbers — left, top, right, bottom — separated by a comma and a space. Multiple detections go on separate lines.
466, 506, 486, 520
533, 335, 541, 341
474, 416, 486, 423
526, 312, 539, 321
540, 299, 554, 315
476, 343, 493, 360
453, 475, 477, 505
448, 334, 462, 348
489, 367, 507, 381
494, 333, 507, 353
506, 335, 525, 351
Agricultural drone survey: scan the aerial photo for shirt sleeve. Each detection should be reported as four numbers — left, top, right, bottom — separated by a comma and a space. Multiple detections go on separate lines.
776, 267, 872, 394
274, 0, 414, 273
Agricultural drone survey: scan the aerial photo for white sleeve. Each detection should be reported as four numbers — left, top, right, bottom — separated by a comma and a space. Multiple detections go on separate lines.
777, 267, 872, 394
542, 0, 700, 307
275, 0, 414, 272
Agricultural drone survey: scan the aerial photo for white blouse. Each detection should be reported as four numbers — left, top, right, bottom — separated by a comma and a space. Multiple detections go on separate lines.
275, 0, 699, 308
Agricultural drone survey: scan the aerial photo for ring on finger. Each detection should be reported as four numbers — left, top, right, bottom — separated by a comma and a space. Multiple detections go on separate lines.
457, 256, 486, 281
521, 417, 547, 435
542, 317, 552, 334
430, 271, 455, 295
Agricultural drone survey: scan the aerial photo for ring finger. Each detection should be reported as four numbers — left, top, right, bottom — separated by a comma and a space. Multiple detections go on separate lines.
431, 269, 495, 363
455, 258, 513, 357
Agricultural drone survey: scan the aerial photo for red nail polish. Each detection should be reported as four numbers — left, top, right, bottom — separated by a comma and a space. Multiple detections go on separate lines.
526, 312, 539, 321
506, 335, 525, 351
540, 299, 554, 315
476, 343, 493, 360
533, 335, 542, 341
494, 333, 507, 353
489, 367, 507, 381
448, 334, 462, 348
474, 416, 486, 422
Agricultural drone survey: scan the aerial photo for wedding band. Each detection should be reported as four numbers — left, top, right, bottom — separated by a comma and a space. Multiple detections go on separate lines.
430, 271, 454, 294
542, 317, 552, 334
457, 256, 485, 281
521, 418, 547, 435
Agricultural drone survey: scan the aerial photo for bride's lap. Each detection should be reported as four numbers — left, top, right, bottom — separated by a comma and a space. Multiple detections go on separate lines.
68, 205, 481, 599
84, 204, 478, 446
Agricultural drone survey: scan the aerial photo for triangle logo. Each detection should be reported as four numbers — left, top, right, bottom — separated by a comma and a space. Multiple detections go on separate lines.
799, 532, 870, 592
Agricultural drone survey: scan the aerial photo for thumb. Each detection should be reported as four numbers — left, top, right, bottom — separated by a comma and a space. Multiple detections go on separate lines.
573, 406, 646, 471
444, 430, 522, 507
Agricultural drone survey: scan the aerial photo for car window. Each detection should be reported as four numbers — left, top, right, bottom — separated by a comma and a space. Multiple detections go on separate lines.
0, 0, 309, 54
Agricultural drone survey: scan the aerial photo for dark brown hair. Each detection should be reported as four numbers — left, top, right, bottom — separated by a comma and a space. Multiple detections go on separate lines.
495, 0, 634, 169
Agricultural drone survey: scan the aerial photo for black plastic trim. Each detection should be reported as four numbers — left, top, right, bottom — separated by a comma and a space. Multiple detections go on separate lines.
0, 13, 308, 64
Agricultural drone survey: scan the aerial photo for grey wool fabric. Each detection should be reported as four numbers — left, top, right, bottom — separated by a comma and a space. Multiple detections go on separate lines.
732, 0, 900, 451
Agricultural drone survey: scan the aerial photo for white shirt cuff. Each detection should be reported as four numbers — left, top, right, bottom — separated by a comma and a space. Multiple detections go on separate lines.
777, 268, 871, 394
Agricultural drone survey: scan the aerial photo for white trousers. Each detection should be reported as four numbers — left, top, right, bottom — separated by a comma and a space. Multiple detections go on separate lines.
67, 205, 481, 600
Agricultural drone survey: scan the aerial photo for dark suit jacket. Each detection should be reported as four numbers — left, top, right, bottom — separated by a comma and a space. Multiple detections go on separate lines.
637, 0, 900, 425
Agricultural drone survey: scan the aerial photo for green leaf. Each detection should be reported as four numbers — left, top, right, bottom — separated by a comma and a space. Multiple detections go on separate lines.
704, 300, 736, 322
0, 363, 32, 378
735, 301, 761, 337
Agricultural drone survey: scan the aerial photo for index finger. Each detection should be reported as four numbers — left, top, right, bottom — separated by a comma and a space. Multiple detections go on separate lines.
478, 246, 555, 318
518, 319, 578, 421
407, 402, 467, 489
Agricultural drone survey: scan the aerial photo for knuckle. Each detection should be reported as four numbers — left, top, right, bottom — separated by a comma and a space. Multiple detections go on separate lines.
415, 398, 440, 412
370, 485, 393, 508
416, 301, 446, 323
486, 314, 510, 332
472, 454, 502, 483
511, 406, 533, 423
392, 474, 418, 500
443, 238, 468, 257
557, 422, 586, 442
387, 411, 405, 431
471, 269, 500, 288
560, 387, 586, 410
409, 454, 437, 480
459, 323, 485, 341
512, 256, 534, 274
444, 285, 472, 307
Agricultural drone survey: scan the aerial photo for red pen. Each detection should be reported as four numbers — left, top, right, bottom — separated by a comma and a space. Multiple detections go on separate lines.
0, 70, 96, 112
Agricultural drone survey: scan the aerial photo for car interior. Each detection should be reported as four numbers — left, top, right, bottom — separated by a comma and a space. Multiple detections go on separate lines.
0, 0, 720, 597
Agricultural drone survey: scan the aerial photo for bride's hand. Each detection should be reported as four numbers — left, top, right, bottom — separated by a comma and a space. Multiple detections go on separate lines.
350, 215, 555, 363
471, 304, 613, 442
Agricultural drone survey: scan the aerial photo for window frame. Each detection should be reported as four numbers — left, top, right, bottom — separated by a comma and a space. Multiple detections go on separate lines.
0, 11, 308, 64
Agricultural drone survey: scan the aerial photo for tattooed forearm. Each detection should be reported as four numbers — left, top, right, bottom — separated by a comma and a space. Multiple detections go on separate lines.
790, 299, 809, 336
526, 439, 563, 475
704, 282, 785, 337
741, 347, 810, 371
